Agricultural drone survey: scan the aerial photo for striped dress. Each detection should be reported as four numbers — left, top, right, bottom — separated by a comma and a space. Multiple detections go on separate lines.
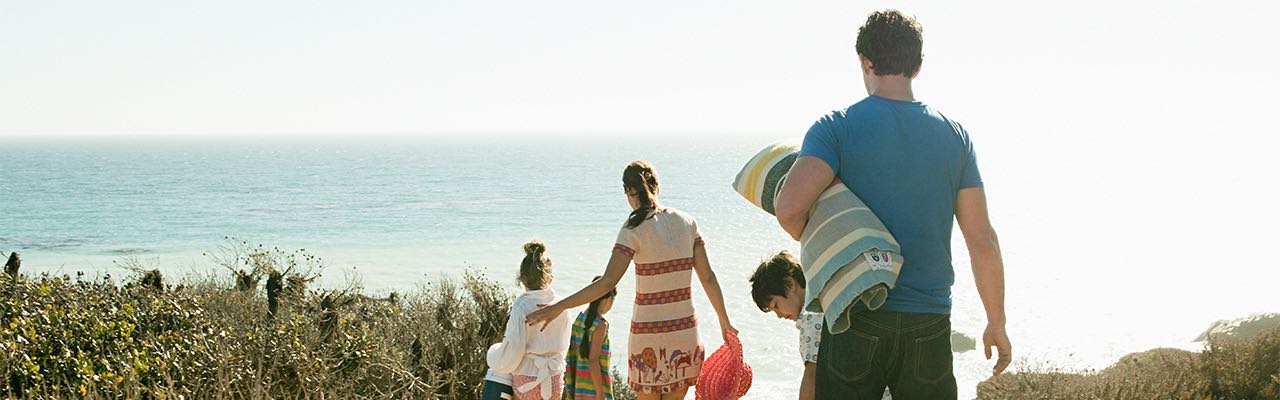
613, 208, 706, 394
564, 312, 611, 399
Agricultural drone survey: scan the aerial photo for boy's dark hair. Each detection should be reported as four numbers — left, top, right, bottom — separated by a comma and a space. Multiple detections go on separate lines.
855, 10, 924, 77
749, 251, 805, 312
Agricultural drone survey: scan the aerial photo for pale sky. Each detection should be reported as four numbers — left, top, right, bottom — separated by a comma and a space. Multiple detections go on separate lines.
4, 0, 1278, 247
2, 0, 1275, 137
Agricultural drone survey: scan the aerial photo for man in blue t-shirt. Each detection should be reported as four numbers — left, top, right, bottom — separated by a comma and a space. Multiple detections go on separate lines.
775, 10, 1012, 400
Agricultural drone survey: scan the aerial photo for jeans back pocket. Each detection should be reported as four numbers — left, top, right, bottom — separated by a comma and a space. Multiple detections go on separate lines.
825, 327, 880, 383
911, 318, 954, 384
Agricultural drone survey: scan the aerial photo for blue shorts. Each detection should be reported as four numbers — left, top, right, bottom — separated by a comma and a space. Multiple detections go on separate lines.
481, 379, 515, 400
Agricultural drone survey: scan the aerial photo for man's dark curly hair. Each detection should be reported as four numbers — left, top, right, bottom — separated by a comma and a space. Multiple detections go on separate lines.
855, 10, 923, 77
749, 251, 805, 312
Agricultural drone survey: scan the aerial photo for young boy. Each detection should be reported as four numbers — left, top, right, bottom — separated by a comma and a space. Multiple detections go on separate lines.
750, 251, 822, 400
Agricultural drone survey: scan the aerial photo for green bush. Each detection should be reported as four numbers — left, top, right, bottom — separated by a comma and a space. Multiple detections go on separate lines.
0, 252, 520, 399
7, 245, 1276, 400
613, 367, 637, 400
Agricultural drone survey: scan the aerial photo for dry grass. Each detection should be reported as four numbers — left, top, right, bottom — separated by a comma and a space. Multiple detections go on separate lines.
24, 243, 1275, 399
0, 242, 638, 399
978, 327, 1280, 399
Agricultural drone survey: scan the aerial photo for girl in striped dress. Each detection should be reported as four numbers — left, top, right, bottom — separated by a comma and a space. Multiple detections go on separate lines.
563, 276, 617, 399
529, 160, 738, 400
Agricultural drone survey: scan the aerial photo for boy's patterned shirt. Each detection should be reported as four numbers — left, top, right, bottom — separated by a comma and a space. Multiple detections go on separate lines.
796, 312, 823, 364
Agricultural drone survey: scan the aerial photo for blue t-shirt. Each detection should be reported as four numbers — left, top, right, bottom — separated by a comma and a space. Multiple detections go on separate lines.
800, 95, 982, 314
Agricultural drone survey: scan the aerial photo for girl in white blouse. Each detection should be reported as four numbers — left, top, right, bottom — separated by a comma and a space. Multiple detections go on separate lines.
486, 240, 573, 400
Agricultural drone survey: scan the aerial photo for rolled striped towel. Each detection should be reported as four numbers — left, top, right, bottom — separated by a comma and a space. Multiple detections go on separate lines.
732, 141, 903, 334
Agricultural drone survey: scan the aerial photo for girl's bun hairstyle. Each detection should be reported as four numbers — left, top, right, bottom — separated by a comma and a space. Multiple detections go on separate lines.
519, 240, 552, 290
524, 240, 546, 257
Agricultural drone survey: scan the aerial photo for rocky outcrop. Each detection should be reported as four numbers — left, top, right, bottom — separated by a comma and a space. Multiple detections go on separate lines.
4, 252, 19, 277
1195, 313, 1280, 342
1103, 347, 1199, 375
952, 330, 977, 353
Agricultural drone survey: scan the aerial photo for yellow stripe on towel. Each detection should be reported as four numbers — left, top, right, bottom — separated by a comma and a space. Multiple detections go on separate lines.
740, 144, 795, 207
805, 227, 892, 281
733, 139, 903, 335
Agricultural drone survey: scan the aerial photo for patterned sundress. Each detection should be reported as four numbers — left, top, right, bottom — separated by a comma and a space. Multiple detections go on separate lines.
613, 208, 706, 394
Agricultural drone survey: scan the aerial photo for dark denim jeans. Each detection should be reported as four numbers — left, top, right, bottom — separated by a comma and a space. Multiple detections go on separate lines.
816, 309, 956, 400
481, 379, 514, 400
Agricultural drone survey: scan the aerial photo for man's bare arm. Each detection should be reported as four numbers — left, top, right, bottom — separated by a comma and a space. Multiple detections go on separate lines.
956, 187, 1011, 375
775, 156, 835, 241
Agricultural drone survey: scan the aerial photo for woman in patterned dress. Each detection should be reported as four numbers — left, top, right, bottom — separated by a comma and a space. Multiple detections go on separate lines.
527, 160, 737, 400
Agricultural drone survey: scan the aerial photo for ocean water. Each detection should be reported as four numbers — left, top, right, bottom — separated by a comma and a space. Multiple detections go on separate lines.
2, 134, 1276, 399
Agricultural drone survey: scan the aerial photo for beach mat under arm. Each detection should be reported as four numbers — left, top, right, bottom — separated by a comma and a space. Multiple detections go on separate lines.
732, 141, 904, 334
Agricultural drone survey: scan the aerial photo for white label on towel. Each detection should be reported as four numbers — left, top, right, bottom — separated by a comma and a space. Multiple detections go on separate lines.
865, 250, 893, 271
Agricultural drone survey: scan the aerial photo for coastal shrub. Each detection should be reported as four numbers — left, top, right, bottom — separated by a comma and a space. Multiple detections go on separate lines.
978, 326, 1280, 399
613, 368, 638, 400
7, 247, 1277, 399
1202, 324, 1280, 398
0, 254, 531, 399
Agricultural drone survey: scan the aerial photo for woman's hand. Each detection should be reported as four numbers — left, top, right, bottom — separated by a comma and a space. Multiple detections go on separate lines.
524, 302, 562, 331
721, 321, 739, 341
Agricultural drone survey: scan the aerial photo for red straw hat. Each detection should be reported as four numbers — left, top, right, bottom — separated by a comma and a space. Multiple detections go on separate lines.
696, 330, 752, 400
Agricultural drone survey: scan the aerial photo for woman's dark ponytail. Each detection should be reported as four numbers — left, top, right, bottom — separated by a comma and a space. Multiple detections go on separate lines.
623, 160, 661, 229
578, 275, 617, 359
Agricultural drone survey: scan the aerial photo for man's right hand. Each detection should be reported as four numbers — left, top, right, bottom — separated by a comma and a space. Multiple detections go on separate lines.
984, 324, 1012, 376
